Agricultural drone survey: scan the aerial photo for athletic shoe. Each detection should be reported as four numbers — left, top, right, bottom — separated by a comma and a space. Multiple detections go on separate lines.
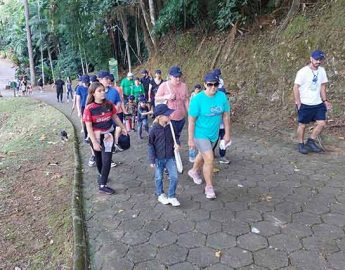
84, 136, 90, 144
158, 193, 169, 205
306, 138, 321, 153
164, 168, 169, 175
298, 143, 308, 154
205, 186, 216, 199
219, 157, 230, 164
88, 155, 96, 167
188, 169, 202, 185
99, 185, 115, 195
114, 144, 124, 152
111, 160, 118, 168
168, 197, 181, 207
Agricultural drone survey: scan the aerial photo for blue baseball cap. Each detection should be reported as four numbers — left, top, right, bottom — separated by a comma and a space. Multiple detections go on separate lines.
204, 72, 219, 83
90, 75, 98, 82
81, 75, 90, 84
213, 68, 221, 76
154, 104, 175, 117
194, 84, 202, 89
168, 66, 182, 77
97, 70, 111, 79
155, 69, 162, 74
141, 69, 148, 75
109, 74, 115, 82
311, 50, 325, 60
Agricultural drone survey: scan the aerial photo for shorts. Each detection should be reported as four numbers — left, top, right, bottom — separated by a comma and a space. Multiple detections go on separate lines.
298, 103, 326, 124
117, 112, 124, 123
194, 138, 215, 153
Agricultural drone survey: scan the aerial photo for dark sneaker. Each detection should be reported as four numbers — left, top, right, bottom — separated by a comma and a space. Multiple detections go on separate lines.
99, 185, 115, 195
88, 155, 96, 167
298, 143, 308, 154
306, 138, 321, 153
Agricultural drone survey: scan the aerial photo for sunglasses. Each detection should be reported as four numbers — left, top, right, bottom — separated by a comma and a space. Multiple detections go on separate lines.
206, 82, 219, 87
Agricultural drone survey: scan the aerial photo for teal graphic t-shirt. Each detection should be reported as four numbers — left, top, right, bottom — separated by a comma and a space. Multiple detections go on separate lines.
188, 91, 230, 142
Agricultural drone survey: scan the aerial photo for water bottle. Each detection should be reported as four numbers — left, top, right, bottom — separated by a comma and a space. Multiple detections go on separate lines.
188, 148, 197, 163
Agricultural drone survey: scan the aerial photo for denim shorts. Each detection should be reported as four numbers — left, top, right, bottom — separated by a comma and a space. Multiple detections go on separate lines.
298, 103, 326, 124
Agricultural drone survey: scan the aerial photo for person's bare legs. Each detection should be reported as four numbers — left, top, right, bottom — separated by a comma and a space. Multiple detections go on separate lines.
200, 150, 214, 187
297, 123, 306, 143
192, 152, 203, 173
310, 120, 326, 139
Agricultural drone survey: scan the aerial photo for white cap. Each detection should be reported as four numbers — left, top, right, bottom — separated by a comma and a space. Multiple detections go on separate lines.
127, 72, 134, 77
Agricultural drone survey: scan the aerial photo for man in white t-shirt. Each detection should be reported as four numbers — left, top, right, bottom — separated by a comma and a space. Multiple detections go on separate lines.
293, 50, 332, 154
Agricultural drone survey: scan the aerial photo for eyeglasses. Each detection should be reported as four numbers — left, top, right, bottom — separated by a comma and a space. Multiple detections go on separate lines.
206, 82, 219, 87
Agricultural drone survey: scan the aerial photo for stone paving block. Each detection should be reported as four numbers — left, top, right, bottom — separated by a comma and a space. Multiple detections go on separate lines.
117, 218, 145, 231
281, 222, 313, 238
236, 210, 263, 223
222, 222, 250, 238
127, 243, 157, 264
116, 209, 141, 221
168, 262, 196, 270
186, 208, 210, 221
238, 265, 268, 270
302, 199, 330, 215
251, 221, 280, 236
292, 212, 321, 225
254, 248, 288, 269
102, 255, 134, 270
322, 213, 345, 227
144, 219, 169, 233
249, 201, 275, 213
139, 208, 164, 221
161, 209, 185, 222
237, 233, 268, 251
177, 232, 206, 248
205, 263, 234, 270
289, 250, 328, 270
187, 247, 219, 268
157, 244, 188, 265
268, 234, 301, 253
150, 230, 178, 247
134, 260, 166, 270
225, 201, 249, 211
206, 232, 236, 249
330, 202, 345, 215
302, 236, 339, 254
210, 209, 235, 222
221, 247, 253, 268
121, 230, 151, 245
336, 238, 345, 251
196, 219, 222, 235
328, 251, 345, 270
200, 200, 225, 211
169, 219, 195, 234
275, 201, 302, 215
311, 223, 345, 240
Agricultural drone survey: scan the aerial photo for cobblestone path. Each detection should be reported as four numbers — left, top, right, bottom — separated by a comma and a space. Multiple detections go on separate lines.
23, 90, 345, 270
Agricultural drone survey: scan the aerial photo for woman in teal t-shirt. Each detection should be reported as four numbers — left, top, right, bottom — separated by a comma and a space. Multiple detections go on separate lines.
187, 72, 232, 200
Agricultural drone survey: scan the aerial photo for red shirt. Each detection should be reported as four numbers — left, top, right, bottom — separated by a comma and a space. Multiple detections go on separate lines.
83, 101, 117, 132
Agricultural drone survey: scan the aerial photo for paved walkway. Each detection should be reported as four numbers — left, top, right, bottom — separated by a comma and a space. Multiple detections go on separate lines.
4, 88, 345, 270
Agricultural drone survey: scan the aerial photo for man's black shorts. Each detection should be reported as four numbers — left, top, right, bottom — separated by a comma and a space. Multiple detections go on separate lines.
298, 103, 326, 124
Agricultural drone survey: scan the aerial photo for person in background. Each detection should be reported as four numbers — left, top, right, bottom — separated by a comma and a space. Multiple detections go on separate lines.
38, 77, 44, 92
132, 77, 145, 101
293, 50, 331, 154
124, 95, 138, 131
148, 69, 164, 110
213, 68, 225, 88
190, 84, 202, 99
137, 96, 152, 139
54, 77, 65, 103
140, 69, 151, 100
120, 72, 135, 102
148, 104, 181, 207
66, 76, 73, 103
84, 82, 127, 195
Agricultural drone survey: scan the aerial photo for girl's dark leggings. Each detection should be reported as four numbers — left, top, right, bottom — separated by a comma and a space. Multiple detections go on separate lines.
57, 90, 63, 101
212, 128, 226, 157
91, 134, 113, 186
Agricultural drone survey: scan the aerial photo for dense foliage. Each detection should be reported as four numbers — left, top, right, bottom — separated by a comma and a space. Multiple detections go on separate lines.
0, 0, 289, 82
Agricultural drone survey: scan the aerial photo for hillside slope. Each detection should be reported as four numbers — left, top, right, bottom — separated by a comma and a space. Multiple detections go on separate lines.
141, 0, 345, 143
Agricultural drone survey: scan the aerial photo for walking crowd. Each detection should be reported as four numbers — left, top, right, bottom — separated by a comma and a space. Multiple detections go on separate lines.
55, 49, 332, 206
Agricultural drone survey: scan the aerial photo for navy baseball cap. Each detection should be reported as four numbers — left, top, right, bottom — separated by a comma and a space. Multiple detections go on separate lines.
194, 84, 202, 89
204, 72, 219, 83
154, 104, 174, 117
311, 50, 325, 60
109, 74, 115, 82
213, 68, 221, 76
118, 134, 130, 150
97, 70, 111, 78
90, 75, 98, 82
155, 69, 162, 74
168, 66, 182, 77
141, 69, 148, 75
81, 75, 90, 84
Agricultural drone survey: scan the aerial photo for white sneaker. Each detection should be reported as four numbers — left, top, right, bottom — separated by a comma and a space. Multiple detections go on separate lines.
168, 197, 180, 207
219, 157, 230, 164
188, 169, 202, 185
205, 186, 216, 199
158, 194, 169, 205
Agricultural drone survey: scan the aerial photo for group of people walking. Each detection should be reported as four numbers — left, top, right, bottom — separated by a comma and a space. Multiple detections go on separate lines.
70, 49, 331, 206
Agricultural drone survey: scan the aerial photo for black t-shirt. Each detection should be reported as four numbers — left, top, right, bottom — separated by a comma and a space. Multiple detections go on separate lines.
55, 79, 65, 91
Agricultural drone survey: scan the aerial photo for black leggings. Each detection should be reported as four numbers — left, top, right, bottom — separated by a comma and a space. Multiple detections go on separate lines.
91, 134, 113, 186
57, 90, 63, 102
212, 128, 226, 157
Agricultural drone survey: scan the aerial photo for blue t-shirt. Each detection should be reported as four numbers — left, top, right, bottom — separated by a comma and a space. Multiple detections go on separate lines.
188, 91, 230, 142
76, 85, 88, 108
105, 87, 121, 105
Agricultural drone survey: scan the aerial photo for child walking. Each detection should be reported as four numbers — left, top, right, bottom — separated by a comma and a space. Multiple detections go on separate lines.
148, 104, 181, 206
83, 82, 127, 195
137, 97, 152, 139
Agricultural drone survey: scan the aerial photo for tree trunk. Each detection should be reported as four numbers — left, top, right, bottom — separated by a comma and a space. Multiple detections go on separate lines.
119, 11, 132, 72
139, 0, 157, 51
277, 0, 300, 34
135, 15, 141, 59
78, 42, 85, 74
37, 0, 45, 85
140, 16, 154, 57
23, 0, 36, 86
148, 0, 156, 26
183, 0, 186, 29
47, 46, 55, 82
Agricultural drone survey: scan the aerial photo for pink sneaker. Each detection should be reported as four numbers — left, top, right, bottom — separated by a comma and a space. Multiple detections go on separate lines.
205, 186, 216, 199
188, 169, 202, 185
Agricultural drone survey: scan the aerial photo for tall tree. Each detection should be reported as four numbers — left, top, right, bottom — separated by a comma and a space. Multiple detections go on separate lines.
23, 0, 36, 85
